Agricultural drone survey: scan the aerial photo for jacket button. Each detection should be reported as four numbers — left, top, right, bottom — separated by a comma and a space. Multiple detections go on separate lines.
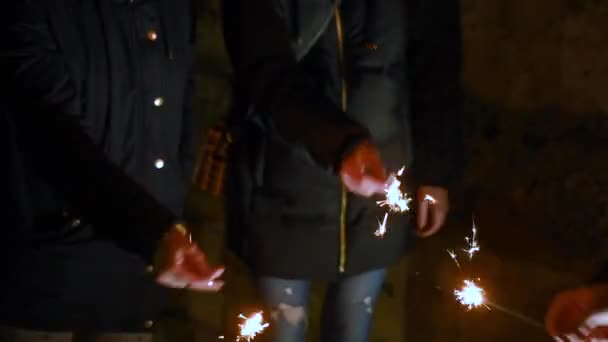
144, 320, 154, 329
147, 30, 158, 41
153, 97, 164, 107
145, 265, 154, 273
154, 159, 165, 169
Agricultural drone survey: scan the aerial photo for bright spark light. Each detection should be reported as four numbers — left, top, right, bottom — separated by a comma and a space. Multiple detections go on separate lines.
447, 249, 462, 270
237, 312, 269, 341
454, 279, 486, 310
462, 220, 480, 260
377, 167, 411, 213
375, 213, 389, 237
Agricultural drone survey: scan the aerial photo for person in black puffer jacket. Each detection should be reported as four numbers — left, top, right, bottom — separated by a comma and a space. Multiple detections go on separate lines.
222, 0, 464, 340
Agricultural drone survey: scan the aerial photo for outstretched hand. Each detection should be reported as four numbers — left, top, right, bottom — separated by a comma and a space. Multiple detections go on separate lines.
155, 225, 224, 291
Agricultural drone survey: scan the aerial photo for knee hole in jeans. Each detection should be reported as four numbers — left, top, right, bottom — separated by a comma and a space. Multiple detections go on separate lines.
270, 303, 307, 327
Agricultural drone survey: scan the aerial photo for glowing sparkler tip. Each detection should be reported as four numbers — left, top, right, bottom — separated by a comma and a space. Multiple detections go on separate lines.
237, 311, 269, 341
454, 280, 485, 310
377, 166, 411, 213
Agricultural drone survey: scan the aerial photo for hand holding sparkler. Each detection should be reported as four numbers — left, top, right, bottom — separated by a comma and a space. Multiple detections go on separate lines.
340, 140, 386, 197
416, 186, 449, 238
546, 284, 608, 341
155, 223, 225, 291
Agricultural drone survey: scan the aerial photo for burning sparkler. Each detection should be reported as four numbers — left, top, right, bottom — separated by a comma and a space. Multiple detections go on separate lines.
454, 279, 486, 310
377, 167, 411, 213
237, 312, 269, 341
374, 166, 411, 237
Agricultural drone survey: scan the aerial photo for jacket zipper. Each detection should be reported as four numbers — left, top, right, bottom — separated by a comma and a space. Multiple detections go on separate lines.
335, 4, 348, 274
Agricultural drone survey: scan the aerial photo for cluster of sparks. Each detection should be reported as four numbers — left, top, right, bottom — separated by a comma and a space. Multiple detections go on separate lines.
238, 312, 269, 341
447, 220, 488, 310
375, 167, 411, 237
221, 311, 268, 341
377, 167, 411, 213
454, 279, 486, 310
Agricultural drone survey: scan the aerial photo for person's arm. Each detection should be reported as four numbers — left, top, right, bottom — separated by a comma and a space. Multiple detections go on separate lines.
0, 2, 175, 262
222, 0, 369, 170
406, 0, 465, 187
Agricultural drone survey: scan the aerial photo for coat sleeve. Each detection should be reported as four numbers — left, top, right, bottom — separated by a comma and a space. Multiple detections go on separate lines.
406, 0, 465, 188
222, 0, 370, 170
180, 7, 199, 185
0, 2, 176, 262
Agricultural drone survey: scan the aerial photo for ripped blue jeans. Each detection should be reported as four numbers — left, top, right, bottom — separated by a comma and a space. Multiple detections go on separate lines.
257, 268, 387, 342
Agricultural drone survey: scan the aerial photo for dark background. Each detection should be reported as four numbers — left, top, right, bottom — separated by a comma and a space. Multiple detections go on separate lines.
158, 0, 608, 341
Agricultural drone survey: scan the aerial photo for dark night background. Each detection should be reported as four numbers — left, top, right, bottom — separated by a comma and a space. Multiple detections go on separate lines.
155, 0, 608, 341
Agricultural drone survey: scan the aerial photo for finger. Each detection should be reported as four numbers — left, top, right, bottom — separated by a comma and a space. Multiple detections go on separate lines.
416, 199, 429, 232
341, 174, 360, 194
158, 260, 204, 287
589, 327, 608, 339
585, 310, 608, 331
156, 270, 190, 289
359, 176, 386, 197
187, 279, 225, 292
546, 296, 572, 336
208, 267, 225, 281
564, 333, 584, 342
418, 204, 448, 238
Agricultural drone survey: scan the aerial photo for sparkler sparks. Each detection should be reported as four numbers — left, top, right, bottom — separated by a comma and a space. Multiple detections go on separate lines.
374, 166, 411, 238
237, 312, 269, 341
462, 220, 480, 260
377, 167, 411, 213
454, 279, 486, 310
374, 213, 389, 237
447, 249, 462, 270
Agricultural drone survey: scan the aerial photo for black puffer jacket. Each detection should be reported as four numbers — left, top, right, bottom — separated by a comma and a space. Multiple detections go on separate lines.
223, 0, 463, 280
0, 0, 196, 331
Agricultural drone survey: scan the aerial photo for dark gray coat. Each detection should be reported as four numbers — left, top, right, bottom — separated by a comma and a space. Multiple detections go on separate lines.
0, 0, 196, 331
223, 0, 464, 280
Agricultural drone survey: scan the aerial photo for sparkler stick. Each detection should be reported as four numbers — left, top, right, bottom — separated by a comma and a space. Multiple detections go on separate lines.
436, 284, 545, 330
447, 249, 462, 270
486, 301, 545, 330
